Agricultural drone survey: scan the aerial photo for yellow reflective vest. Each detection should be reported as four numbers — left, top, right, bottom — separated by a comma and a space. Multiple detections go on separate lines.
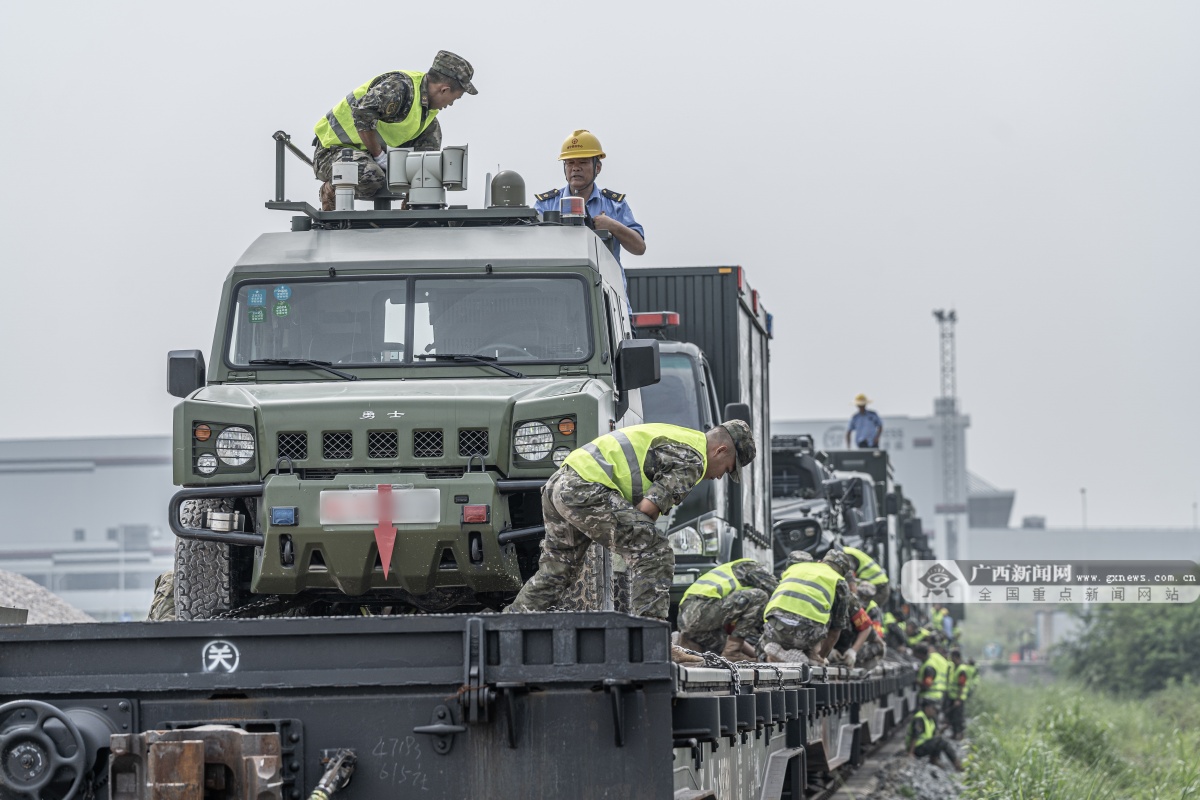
952, 664, 971, 701
314, 70, 438, 150
907, 710, 936, 749
844, 546, 887, 585
683, 558, 755, 603
563, 424, 708, 505
765, 562, 843, 625
921, 652, 951, 701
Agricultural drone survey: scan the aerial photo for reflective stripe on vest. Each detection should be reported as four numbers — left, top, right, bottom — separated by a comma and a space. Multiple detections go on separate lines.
844, 546, 886, 585
682, 558, 755, 603
908, 710, 936, 749
314, 70, 437, 150
563, 423, 708, 505
764, 562, 842, 625
920, 655, 946, 701
883, 611, 898, 626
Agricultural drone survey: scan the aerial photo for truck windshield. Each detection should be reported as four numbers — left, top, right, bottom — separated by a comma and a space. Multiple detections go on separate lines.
640, 352, 703, 429
227, 276, 591, 367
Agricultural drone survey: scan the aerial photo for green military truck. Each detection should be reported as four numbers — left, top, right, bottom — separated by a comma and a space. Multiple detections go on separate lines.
165, 145, 661, 618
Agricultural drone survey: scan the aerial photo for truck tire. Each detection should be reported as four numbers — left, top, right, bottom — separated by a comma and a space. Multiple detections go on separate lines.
174, 498, 248, 620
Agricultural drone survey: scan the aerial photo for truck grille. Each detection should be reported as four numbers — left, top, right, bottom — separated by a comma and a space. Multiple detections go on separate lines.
277, 432, 307, 461
413, 429, 443, 458
323, 431, 353, 460
368, 430, 398, 459
458, 429, 489, 457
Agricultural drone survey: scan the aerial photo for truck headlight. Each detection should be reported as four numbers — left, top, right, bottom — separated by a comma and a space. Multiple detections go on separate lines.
196, 453, 218, 475
551, 446, 571, 467
514, 422, 554, 461
668, 526, 703, 556
698, 517, 725, 556
216, 426, 255, 466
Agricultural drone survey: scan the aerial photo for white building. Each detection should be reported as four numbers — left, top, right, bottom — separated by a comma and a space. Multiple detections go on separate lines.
0, 436, 175, 620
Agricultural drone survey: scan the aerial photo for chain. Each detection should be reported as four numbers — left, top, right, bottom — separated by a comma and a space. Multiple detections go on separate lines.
699, 651, 742, 696
209, 594, 305, 620
756, 661, 786, 688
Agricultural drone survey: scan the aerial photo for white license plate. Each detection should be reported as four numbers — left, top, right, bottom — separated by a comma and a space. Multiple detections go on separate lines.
319, 488, 441, 525
673, 573, 696, 586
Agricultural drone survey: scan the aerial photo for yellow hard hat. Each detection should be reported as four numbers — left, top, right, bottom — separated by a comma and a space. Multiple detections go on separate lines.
854, 393, 870, 405
558, 129, 606, 161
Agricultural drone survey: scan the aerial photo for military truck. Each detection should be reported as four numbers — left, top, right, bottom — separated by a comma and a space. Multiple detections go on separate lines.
165, 141, 662, 618
626, 267, 774, 602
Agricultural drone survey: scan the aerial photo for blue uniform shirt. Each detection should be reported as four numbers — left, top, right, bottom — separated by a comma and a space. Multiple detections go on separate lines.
534, 184, 645, 266
847, 410, 883, 446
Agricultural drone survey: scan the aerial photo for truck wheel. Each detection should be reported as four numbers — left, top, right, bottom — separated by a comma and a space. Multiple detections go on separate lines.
174, 498, 249, 620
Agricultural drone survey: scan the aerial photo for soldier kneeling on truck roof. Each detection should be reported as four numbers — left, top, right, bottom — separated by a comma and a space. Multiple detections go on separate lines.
758, 549, 855, 665
677, 558, 778, 663
505, 421, 757, 665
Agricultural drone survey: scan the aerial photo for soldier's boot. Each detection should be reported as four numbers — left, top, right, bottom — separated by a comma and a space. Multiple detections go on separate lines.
763, 641, 809, 664
671, 645, 706, 665
721, 636, 752, 662
319, 181, 335, 211
677, 633, 706, 653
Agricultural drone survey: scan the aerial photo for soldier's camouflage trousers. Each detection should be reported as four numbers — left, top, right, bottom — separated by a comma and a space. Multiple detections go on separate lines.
856, 629, 886, 670
758, 611, 828, 657
313, 146, 387, 199
507, 468, 674, 620
678, 589, 769, 653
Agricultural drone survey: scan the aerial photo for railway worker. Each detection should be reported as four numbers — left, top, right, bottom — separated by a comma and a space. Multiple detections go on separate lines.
677, 558, 778, 662
906, 620, 933, 648
534, 130, 646, 266
843, 545, 891, 606
907, 698, 963, 772
948, 649, 970, 739
506, 422, 756, 659
845, 394, 883, 449
912, 643, 951, 717
312, 51, 477, 210
759, 549, 856, 665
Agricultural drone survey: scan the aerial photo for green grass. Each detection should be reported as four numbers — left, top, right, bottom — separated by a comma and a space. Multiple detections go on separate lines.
963, 681, 1200, 800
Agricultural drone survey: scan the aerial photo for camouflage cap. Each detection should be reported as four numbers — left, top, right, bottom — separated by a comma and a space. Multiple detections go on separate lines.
430, 50, 478, 95
718, 420, 756, 484
822, 548, 856, 577
856, 582, 877, 601
785, 550, 814, 568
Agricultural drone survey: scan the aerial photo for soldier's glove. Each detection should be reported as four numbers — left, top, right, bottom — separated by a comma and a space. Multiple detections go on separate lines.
843, 648, 857, 667
373, 150, 388, 171
828, 649, 842, 664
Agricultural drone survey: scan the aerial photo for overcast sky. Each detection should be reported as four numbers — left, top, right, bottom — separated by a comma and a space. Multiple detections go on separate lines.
1, 1, 1196, 528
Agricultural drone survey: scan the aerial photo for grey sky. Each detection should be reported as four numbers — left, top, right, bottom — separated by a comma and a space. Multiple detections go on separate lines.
1, 1, 1196, 528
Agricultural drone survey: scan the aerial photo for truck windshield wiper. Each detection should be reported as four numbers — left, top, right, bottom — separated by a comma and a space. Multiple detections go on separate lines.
249, 359, 360, 381
414, 354, 526, 379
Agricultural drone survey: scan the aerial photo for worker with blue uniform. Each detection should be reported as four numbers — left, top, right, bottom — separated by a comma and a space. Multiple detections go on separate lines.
534, 130, 646, 267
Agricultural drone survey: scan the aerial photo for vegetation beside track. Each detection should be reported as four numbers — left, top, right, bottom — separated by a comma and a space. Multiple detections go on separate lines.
963, 680, 1200, 799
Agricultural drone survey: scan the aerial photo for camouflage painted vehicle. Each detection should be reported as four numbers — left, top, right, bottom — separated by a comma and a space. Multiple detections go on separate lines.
166, 162, 660, 619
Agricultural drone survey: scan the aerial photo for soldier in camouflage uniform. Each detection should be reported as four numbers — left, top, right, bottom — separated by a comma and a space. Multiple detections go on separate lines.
148, 570, 176, 621
312, 51, 477, 210
759, 549, 855, 665
830, 578, 885, 670
677, 559, 777, 662
507, 422, 757, 659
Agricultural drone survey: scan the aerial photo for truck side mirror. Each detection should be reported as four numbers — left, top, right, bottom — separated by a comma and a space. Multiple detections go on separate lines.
723, 402, 751, 424
168, 350, 206, 398
615, 338, 660, 391
885, 493, 899, 515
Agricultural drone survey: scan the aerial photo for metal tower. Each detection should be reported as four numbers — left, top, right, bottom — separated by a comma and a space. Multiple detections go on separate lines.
933, 309, 964, 558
